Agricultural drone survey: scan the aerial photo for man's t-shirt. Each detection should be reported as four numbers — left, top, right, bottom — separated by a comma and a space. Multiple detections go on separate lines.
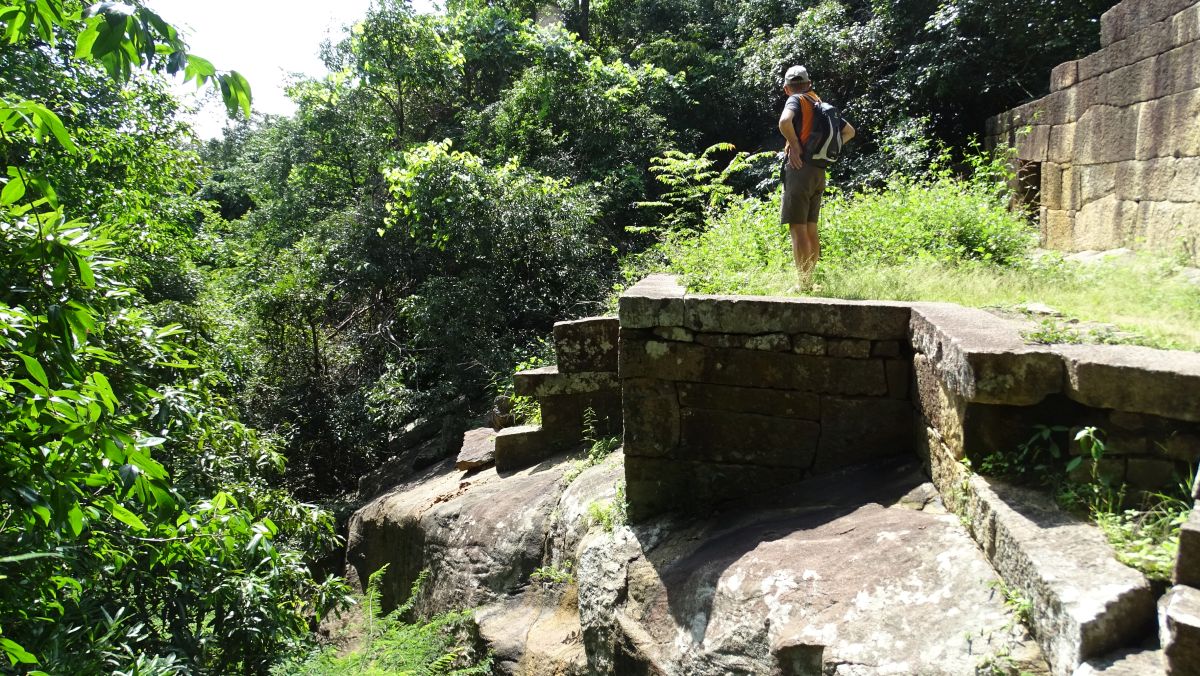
784, 91, 821, 144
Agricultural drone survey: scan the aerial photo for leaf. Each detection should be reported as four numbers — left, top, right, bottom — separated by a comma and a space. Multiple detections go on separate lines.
0, 638, 38, 665
67, 503, 83, 536
1, 175, 25, 205
107, 502, 147, 531
16, 353, 49, 389
0, 551, 63, 564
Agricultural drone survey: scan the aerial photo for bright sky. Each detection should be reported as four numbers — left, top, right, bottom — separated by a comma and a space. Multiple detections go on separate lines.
147, 0, 437, 138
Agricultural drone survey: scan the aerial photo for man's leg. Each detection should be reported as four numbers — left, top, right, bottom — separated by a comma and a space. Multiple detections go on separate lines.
803, 221, 820, 273
788, 222, 811, 274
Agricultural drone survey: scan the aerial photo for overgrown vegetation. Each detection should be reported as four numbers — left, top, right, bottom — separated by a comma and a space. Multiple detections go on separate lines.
273, 567, 490, 676
974, 426, 1195, 581
2, 0, 1129, 668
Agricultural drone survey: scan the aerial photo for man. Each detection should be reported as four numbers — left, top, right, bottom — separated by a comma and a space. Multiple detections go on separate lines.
777, 65, 854, 285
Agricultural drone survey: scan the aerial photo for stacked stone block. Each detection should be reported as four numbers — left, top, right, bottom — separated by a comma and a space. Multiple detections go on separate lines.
987, 0, 1200, 261
618, 276, 913, 520
494, 317, 621, 471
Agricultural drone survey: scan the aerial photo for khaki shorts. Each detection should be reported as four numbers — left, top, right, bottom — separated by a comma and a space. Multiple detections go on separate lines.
780, 162, 826, 225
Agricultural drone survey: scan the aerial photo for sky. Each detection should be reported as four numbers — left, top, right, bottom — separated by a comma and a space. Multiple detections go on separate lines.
147, 0, 437, 138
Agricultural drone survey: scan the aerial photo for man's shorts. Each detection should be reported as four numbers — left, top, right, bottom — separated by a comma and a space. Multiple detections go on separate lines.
780, 162, 827, 225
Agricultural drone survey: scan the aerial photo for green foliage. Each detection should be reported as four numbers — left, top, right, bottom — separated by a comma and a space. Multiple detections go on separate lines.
587, 481, 627, 534
563, 408, 621, 484
530, 561, 575, 586
636, 143, 775, 233
273, 568, 490, 676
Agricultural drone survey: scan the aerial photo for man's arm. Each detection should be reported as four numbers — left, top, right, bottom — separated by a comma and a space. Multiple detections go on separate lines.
778, 104, 802, 169
841, 120, 856, 144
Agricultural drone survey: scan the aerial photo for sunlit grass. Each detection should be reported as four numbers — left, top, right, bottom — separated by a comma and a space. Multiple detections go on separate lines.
703, 255, 1200, 351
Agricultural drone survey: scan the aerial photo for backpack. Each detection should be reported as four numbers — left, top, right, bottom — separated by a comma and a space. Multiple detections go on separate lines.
797, 92, 845, 168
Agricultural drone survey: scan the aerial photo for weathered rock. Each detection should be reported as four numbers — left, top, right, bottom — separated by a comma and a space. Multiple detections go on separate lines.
618, 274, 686, 329
553, 317, 619, 373
791, 334, 825, 355
910, 303, 1063, 405
583, 461, 1049, 675
1074, 647, 1166, 675
957, 477, 1156, 675
538, 391, 622, 441
495, 425, 556, 472
456, 427, 497, 471
475, 589, 588, 675
814, 396, 910, 471
1160, 585, 1200, 675
1177, 507, 1200, 587
825, 337, 870, 358
620, 378, 679, 459
1055, 344, 1200, 423
679, 407, 820, 467
676, 382, 819, 420
513, 366, 619, 397
682, 293, 911, 339
619, 339, 888, 396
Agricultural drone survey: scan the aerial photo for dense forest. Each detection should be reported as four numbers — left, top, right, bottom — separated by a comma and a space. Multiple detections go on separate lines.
1, 0, 1118, 672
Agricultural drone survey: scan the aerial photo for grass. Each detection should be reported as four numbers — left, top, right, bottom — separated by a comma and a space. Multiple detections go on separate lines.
660, 169, 1200, 351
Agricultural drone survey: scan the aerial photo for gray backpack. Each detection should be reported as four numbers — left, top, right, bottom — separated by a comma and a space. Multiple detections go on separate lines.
799, 93, 845, 168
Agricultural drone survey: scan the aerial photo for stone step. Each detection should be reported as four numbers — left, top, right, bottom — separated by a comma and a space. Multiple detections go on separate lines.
1073, 647, 1165, 675
513, 365, 619, 398
1160, 585, 1200, 675
494, 425, 551, 472
952, 473, 1157, 676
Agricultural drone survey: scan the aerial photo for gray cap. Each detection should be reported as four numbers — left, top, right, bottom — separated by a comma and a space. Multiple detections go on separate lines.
784, 65, 811, 84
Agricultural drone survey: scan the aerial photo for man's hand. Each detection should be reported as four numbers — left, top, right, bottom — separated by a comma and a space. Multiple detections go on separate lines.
787, 143, 802, 170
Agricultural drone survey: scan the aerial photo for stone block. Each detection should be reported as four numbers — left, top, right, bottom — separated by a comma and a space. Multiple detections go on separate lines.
1052, 60, 1079, 92
1054, 344, 1200, 422
1017, 124, 1051, 162
871, 340, 901, 358
676, 382, 819, 420
687, 459, 807, 506
813, 397, 911, 472
1135, 201, 1200, 254
455, 427, 497, 471
826, 338, 870, 358
1102, 0, 1197, 47
1099, 54, 1160, 107
1162, 434, 1200, 464
494, 425, 554, 472
1074, 195, 1139, 250
1076, 105, 1140, 164
885, 358, 911, 400
513, 366, 619, 397
909, 303, 1063, 405
695, 332, 791, 352
652, 326, 694, 342
539, 391, 621, 440
619, 274, 686, 329
1124, 457, 1179, 490
1043, 209, 1075, 250
680, 408, 820, 467
1079, 163, 1118, 206
1175, 507, 1200, 587
683, 294, 911, 339
963, 477, 1156, 675
1043, 162, 1065, 210
621, 378, 679, 458
554, 316, 619, 372
1137, 89, 1200, 160
1160, 585, 1200, 675
625, 457, 687, 521
1154, 40, 1200, 98
620, 339, 888, 396
1048, 124, 1077, 164
791, 333, 825, 355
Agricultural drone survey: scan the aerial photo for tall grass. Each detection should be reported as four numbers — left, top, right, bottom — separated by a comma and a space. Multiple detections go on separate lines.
661, 156, 1200, 351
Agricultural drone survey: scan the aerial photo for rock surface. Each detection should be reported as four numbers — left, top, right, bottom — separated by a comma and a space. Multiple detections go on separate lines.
455, 427, 497, 471
1160, 585, 1200, 676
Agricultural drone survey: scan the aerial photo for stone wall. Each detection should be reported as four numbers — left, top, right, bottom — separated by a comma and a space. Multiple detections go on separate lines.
495, 316, 621, 471
986, 0, 1200, 260
617, 276, 914, 521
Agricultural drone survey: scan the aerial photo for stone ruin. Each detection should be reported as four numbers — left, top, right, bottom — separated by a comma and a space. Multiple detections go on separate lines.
345, 274, 1200, 675
987, 0, 1200, 261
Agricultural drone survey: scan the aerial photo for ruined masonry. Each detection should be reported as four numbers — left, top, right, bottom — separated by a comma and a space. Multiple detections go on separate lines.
987, 0, 1200, 260
348, 274, 1200, 676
